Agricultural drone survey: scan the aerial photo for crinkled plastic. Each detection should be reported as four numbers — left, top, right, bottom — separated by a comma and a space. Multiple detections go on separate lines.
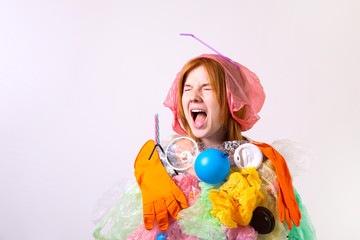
257, 160, 289, 240
126, 219, 199, 240
222, 225, 258, 240
271, 139, 311, 178
172, 174, 201, 206
125, 221, 161, 240
209, 190, 240, 228
288, 188, 317, 240
92, 179, 135, 225
209, 168, 265, 227
93, 182, 143, 240
165, 219, 200, 240
164, 54, 266, 134
178, 182, 227, 240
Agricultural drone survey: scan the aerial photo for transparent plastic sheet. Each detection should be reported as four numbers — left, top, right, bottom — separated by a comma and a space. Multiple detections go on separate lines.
288, 189, 317, 240
198, 140, 248, 157
271, 139, 311, 178
158, 146, 177, 177
93, 182, 143, 240
221, 225, 258, 240
257, 160, 289, 240
178, 182, 227, 240
92, 179, 135, 225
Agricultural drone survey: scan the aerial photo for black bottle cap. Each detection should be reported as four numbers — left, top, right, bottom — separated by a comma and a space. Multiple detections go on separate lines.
250, 207, 275, 234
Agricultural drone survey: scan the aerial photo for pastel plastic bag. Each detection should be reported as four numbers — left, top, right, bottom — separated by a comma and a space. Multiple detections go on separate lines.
172, 174, 201, 206
126, 219, 199, 240
222, 225, 258, 240
288, 188, 317, 240
209, 168, 265, 227
178, 181, 227, 240
93, 181, 143, 240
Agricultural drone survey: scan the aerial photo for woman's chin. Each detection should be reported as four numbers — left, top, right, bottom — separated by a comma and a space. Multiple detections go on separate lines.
190, 128, 208, 140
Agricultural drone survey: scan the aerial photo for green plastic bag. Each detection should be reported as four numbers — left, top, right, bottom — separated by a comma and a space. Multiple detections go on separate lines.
178, 181, 227, 240
288, 188, 317, 240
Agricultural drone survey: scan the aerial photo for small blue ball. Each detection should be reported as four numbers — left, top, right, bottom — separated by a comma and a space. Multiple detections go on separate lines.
194, 148, 230, 184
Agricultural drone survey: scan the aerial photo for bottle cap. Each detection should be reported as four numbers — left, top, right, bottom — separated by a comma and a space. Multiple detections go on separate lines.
250, 207, 275, 234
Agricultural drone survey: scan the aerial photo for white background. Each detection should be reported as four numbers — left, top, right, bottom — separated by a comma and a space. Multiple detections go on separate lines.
1, 0, 359, 239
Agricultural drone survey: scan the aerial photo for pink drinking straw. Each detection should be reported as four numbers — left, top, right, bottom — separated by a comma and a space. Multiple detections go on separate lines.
180, 33, 240, 69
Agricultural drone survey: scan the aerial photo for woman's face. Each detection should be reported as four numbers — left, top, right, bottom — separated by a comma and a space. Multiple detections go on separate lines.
182, 65, 225, 146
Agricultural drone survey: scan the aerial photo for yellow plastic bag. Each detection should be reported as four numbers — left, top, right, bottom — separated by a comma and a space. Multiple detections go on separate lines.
209, 167, 265, 228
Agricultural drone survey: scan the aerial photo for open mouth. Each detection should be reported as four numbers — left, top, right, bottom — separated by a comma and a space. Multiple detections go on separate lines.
191, 109, 207, 128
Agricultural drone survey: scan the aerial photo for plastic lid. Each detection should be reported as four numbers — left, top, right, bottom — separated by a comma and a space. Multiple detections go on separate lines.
234, 143, 263, 169
250, 207, 275, 234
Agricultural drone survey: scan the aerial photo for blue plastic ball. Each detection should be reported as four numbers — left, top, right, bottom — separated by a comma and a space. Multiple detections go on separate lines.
194, 148, 230, 184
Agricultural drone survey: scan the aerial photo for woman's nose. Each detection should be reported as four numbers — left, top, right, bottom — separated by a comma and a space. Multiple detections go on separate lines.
189, 89, 202, 102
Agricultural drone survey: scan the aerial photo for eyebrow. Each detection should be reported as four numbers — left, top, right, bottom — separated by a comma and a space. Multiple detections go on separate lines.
184, 83, 210, 87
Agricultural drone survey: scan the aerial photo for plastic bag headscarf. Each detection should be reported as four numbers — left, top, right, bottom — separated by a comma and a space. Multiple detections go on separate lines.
164, 54, 266, 135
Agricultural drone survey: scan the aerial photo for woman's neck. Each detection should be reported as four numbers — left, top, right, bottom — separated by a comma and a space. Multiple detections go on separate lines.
199, 127, 227, 148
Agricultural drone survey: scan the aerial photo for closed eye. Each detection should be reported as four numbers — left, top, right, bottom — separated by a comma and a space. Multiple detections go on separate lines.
202, 83, 211, 91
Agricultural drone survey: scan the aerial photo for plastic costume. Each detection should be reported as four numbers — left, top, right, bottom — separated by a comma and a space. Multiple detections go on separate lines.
93, 54, 316, 239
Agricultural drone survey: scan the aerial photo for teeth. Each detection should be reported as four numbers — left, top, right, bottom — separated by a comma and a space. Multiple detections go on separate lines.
191, 110, 204, 113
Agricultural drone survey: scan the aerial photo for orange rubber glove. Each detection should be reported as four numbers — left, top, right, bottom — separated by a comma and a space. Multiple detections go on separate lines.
134, 140, 188, 230
251, 141, 301, 230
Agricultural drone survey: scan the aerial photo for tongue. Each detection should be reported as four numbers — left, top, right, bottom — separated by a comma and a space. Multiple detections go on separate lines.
194, 112, 207, 127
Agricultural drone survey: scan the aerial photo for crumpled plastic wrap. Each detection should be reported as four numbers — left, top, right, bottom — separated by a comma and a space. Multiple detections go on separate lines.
271, 139, 311, 178
257, 160, 289, 240
178, 182, 227, 240
222, 225, 258, 240
209, 190, 240, 228
93, 181, 143, 240
92, 179, 135, 225
172, 174, 201, 206
288, 188, 317, 240
209, 168, 265, 227
126, 219, 199, 240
